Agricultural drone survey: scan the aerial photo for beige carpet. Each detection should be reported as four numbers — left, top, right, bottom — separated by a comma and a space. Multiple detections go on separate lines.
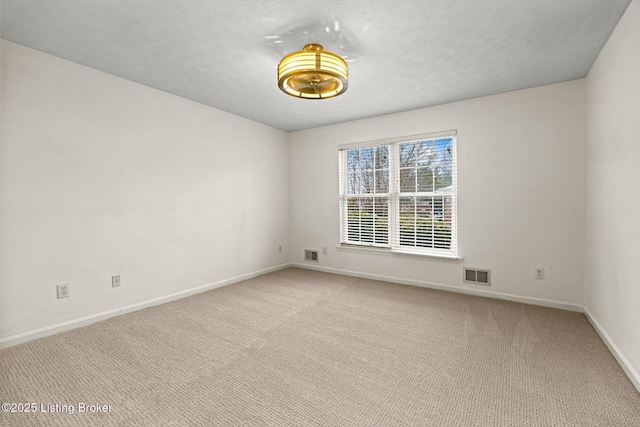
1, 267, 639, 426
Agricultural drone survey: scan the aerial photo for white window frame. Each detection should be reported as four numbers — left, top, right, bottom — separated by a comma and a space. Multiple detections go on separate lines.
338, 130, 458, 259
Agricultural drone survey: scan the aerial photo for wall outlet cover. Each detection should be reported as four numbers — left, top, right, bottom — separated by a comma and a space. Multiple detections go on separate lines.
57, 284, 69, 299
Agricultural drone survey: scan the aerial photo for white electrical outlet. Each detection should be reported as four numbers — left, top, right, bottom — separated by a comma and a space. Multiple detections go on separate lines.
535, 268, 545, 280
322, 247, 327, 255
278, 245, 282, 253
57, 284, 69, 299
112, 275, 121, 287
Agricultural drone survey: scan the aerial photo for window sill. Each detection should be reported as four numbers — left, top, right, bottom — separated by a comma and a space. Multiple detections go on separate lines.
335, 244, 463, 262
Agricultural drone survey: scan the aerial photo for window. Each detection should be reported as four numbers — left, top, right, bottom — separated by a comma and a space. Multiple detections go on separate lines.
339, 132, 457, 258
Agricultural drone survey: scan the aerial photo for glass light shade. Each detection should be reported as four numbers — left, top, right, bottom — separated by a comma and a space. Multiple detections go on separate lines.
277, 44, 348, 99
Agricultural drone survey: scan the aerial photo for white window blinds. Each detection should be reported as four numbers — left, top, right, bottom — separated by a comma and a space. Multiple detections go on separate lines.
339, 133, 457, 258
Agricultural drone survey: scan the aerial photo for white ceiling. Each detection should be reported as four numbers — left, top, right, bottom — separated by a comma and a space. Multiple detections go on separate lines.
1, 0, 631, 132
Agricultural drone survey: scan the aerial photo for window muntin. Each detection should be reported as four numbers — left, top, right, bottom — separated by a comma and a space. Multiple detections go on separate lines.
339, 134, 457, 257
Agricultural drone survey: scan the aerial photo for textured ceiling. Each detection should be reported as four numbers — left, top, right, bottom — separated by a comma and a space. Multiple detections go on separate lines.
1, 0, 632, 132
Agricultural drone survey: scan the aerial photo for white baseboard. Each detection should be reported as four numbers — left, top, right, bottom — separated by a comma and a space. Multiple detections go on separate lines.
293, 263, 640, 393
291, 262, 583, 312
583, 306, 640, 394
0, 263, 292, 350
4, 262, 638, 395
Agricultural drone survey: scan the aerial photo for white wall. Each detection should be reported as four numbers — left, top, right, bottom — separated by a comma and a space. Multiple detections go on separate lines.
584, 0, 640, 386
290, 80, 585, 307
0, 41, 290, 341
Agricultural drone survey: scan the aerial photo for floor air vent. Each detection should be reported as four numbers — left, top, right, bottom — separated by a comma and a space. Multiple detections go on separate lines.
464, 268, 491, 285
304, 249, 319, 262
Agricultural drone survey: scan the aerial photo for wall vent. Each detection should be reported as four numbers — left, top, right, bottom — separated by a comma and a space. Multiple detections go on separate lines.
304, 249, 319, 262
463, 268, 491, 286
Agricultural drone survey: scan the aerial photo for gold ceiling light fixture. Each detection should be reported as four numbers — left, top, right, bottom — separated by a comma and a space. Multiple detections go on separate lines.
277, 43, 348, 99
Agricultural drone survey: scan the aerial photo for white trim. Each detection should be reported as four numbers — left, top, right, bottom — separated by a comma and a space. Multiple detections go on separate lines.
291, 262, 583, 312
339, 134, 458, 257
5, 262, 638, 394
583, 306, 640, 394
0, 263, 292, 350
338, 130, 457, 150
336, 243, 463, 262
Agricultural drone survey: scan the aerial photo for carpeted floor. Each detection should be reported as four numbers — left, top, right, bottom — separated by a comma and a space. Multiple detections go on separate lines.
1, 267, 639, 426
